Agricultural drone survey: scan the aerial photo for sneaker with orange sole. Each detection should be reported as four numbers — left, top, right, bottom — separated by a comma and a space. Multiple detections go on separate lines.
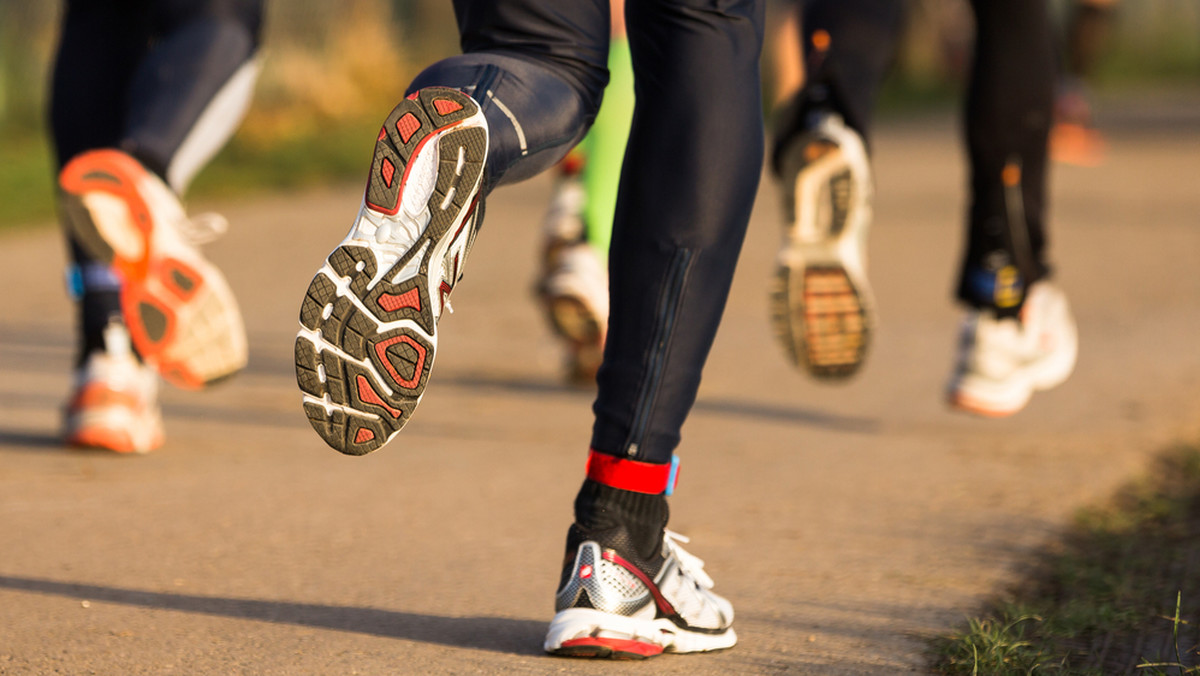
64, 321, 164, 454
58, 149, 247, 390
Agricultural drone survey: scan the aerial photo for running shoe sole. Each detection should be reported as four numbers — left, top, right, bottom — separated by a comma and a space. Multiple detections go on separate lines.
65, 384, 163, 454
546, 608, 736, 659
58, 150, 247, 390
546, 295, 605, 383
546, 295, 604, 347
295, 88, 487, 455
770, 117, 874, 380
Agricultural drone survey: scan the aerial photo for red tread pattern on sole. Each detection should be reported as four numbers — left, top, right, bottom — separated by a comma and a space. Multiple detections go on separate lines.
380, 157, 396, 188
396, 112, 421, 144
373, 335, 427, 390
355, 375, 403, 419
378, 287, 420, 312
433, 98, 464, 115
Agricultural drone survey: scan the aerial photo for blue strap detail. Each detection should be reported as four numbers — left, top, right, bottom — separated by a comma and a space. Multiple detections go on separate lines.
965, 265, 1024, 309
65, 266, 84, 300
663, 455, 681, 497
65, 263, 122, 299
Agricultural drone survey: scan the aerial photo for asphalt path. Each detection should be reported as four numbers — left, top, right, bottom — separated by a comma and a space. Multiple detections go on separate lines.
2, 109, 1199, 674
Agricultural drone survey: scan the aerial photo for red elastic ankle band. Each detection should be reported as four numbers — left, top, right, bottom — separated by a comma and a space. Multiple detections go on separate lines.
586, 449, 678, 495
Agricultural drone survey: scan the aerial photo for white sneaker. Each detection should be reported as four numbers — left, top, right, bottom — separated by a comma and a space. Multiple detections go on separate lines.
535, 174, 609, 383
64, 321, 163, 454
295, 88, 488, 455
58, 149, 247, 390
771, 112, 875, 380
948, 281, 1078, 417
545, 529, 736, 659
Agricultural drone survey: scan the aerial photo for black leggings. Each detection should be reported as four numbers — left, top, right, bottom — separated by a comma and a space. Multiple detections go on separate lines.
51, 0, 263, 184
50, 0, 263, 356
783, 0, 1054, 315
412, 0, 766, 464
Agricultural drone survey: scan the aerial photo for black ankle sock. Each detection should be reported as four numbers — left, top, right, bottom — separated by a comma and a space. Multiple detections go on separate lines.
78, 292, 124, 365
573, 478, 669, 561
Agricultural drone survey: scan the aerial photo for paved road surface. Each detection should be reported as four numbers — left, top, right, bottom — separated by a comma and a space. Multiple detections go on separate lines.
2, 112, 1199, 674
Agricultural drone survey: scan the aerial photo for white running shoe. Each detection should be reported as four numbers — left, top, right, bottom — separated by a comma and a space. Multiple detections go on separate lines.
539, 241, 609, 383
295, 88, 488, 455
948, 281, 1078, 417
58, 149, 247, 390
771, 112, 875, 380
64, 321, 163, 454
545, 529, 736, 659
536, 176, 609, 383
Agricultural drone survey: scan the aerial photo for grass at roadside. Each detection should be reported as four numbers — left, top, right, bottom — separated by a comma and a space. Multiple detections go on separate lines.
0, 130, 56, 231
932, 444, 1200, 674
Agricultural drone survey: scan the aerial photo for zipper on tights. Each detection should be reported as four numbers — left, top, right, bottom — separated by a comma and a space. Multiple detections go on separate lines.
624, 248, 694, 459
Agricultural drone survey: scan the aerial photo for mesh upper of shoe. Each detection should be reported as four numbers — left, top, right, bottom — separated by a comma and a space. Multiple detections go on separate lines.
557, 530, 732, 632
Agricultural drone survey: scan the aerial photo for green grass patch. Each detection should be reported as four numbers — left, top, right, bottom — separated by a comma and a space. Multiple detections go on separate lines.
0, 128, 55, 231
932, 445, 1200, 674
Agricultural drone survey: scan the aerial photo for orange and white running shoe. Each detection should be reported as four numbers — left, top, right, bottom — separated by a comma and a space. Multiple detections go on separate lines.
295, 87, 488, 455
64, 321, 163, 454
771, 111, 875, 380
947, 281, 1078, 417
58, 149, 247, 390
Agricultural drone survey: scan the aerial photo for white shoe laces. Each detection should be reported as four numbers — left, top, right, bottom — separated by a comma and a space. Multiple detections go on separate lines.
663, 530, 715, 590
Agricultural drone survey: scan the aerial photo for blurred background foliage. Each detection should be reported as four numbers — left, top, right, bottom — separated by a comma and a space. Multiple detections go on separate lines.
0, 0, 1196, 229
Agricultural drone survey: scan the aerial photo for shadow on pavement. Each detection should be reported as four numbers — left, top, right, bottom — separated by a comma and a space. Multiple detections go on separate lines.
693, 397, 881, 434
441, 372, 882, 434
0, 575, 547, 656
0, 429, 69, 452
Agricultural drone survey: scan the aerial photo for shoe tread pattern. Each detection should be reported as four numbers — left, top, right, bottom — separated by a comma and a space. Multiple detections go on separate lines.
296, 88, 485, 455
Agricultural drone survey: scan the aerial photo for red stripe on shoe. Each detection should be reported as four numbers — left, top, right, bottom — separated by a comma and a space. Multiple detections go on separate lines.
559, 637, 663, 658
586, 449, 672, 495
602, 550, 677, 616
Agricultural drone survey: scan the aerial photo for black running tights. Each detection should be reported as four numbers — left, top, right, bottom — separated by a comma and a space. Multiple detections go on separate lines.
411, 0, 767, 464
50, 0, 263, 357
790, 0, 1055, 315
